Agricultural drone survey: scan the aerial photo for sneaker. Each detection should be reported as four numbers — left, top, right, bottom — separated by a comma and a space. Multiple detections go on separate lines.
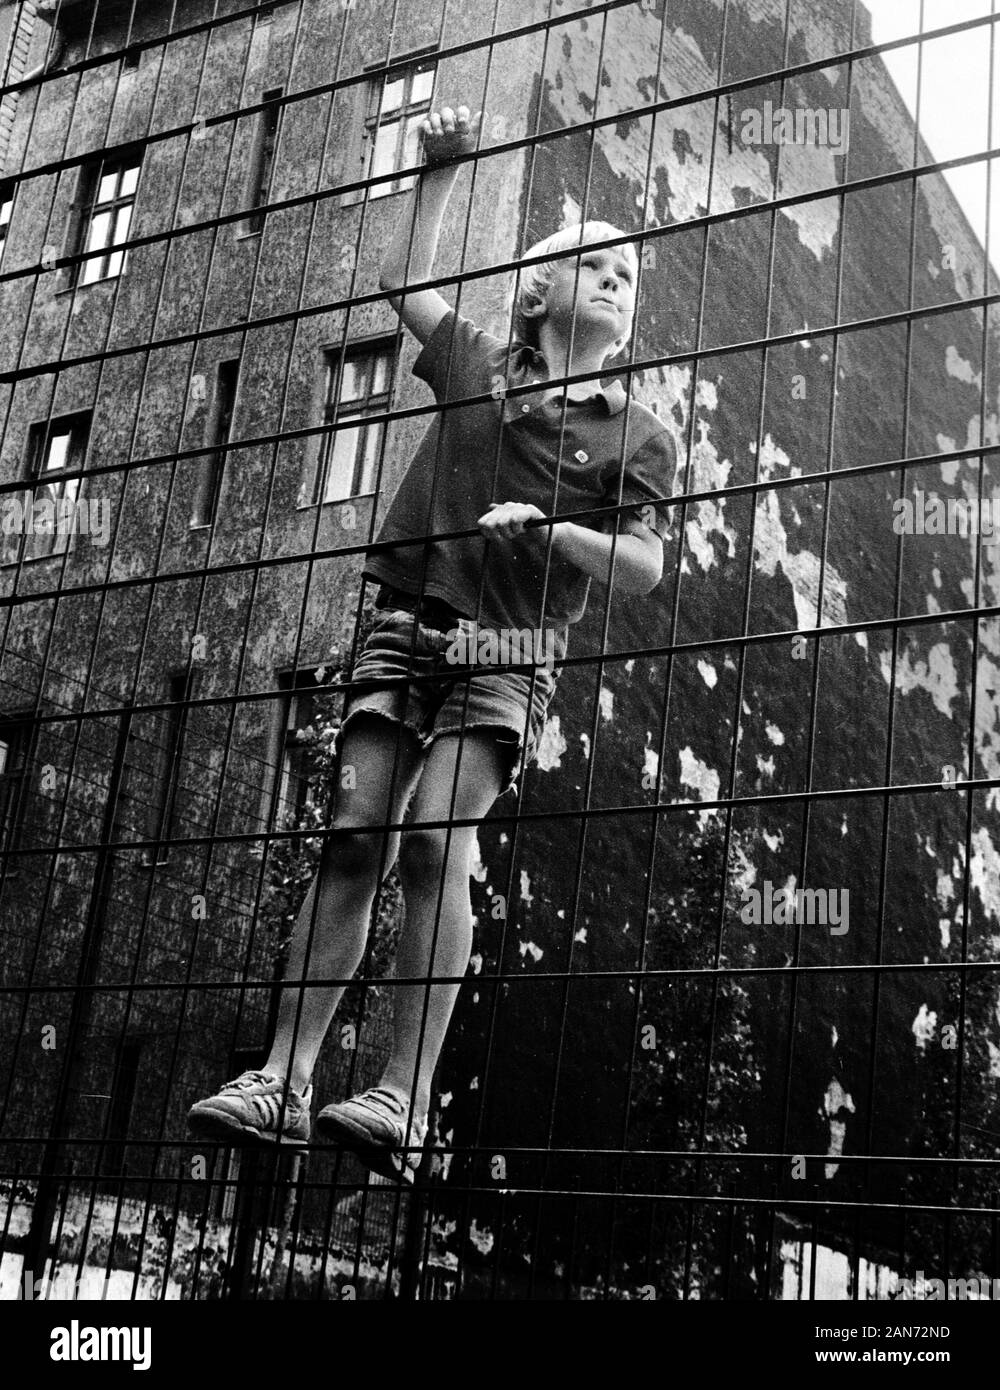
315, 1086, 427, 1183
187, 1070, 312, 1146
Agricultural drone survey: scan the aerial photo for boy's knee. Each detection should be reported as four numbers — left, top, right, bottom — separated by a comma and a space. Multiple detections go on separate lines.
321, 822, 387, 881
398, 827, 451, 884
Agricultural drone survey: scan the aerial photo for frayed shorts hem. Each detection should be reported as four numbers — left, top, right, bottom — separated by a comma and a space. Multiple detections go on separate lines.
337, 607, 559, 799
338, 702, 529, 798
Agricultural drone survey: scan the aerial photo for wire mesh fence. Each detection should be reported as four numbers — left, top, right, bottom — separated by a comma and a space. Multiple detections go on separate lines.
1, 0, 1000, 1303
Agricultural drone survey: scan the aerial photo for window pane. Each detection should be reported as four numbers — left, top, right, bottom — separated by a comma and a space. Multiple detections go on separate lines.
41, 475, 80, 511
323, 359, 338, 412
40, 476, 79, 557
45, 432, 71, 473
97, 170, 119, 204
113, 204, 133, 245
401, 115, 423, 173
295, 688, 316, 734
323, 425, 361, 502
381, 77, 405, 115
411, 67, 434, 105
66, 425, 88, 472
86, 209, 112, 255
108, 206, 133, 277
120, 163, 140, 197
338, 357, 362, 403
0, 198, 12, 229
276, 760, 294, 823
372, 352, 391, 396
357, 421, 383, 494
279, 728, 312, 822
371, 120, 399, 184
0, 740, 9, 777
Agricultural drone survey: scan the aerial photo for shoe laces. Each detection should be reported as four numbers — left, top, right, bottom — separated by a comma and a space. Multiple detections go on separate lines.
222, 1070, 278, 1092
352, 1088, 426, 1143
353, 1087, 406, 1118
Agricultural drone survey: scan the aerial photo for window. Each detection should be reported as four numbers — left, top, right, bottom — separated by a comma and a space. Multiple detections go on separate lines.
243, 88, 283, 235
365, 59, 435, 197
0, 718, 30, 871
144, 673, 192, 866
251, 668, 325, 858
275, 670, 321, 830
110, 714, 136, 851
102, 1040, 141, 1176
191, 360, 240, 528
0, 183, 13, 267
76, 153, 141, 285
309, 343, 394, 505
19, 412, 91, 562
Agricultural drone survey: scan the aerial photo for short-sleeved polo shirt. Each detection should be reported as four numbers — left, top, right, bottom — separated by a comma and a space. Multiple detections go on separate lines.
363, 309, 676, 659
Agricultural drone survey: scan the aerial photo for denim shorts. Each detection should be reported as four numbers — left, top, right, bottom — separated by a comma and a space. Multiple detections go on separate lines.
339, 594, 559, 797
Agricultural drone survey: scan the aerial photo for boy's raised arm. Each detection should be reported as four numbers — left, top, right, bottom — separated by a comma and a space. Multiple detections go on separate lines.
378, 104, 482, 346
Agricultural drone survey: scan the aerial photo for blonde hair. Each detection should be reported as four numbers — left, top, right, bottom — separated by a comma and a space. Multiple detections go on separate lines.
511, 220, 639, 362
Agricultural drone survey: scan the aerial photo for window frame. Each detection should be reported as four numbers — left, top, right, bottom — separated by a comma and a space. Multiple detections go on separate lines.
303, 338, 396, 508
190, 359, 241, 530
74, 150, 143, 287
275, 668, 322, 833
239, 87, 284, 238
7, 410, 93, 565
364, 55, 436, 200
337, 50, 437, 208
252, 667, 326, 860
0, 714, 32, 876
142, 672, 193, 868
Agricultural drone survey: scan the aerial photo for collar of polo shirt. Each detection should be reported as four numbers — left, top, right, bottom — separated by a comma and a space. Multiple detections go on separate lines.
512, 342, 628, 416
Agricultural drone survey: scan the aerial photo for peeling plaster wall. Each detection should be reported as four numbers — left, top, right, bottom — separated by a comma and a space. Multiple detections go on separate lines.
448, 0, 1000, 1275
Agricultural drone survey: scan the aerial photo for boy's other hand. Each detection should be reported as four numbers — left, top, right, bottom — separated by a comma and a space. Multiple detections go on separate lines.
478, 500, 547, 541
420, 105, 482, 168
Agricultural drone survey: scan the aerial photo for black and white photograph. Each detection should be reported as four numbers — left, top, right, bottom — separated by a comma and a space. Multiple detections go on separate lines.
0, 0, 998, 1354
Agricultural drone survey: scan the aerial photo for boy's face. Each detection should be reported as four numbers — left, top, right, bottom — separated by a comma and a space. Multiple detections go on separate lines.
540, 245, 637, 355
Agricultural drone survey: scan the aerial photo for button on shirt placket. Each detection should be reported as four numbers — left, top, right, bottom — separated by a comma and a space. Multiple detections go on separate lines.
502, 376, 540, 424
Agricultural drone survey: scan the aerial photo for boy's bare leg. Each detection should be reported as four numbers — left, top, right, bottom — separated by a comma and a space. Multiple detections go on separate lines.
264, 713, 424, 1094
380, 729, 507, 1119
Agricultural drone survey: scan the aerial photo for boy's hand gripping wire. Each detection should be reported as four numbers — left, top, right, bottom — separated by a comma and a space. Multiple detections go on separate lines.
418, 104, 483, 167
477, 500, 547, 540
